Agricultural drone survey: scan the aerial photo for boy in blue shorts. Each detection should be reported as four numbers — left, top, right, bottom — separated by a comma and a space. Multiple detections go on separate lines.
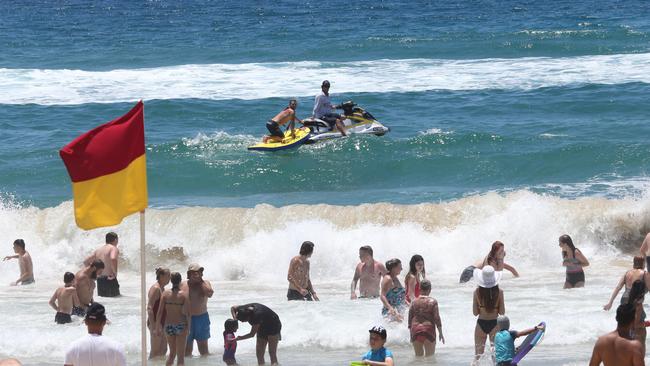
360, 325, 394, 366
495, 315, 542, 366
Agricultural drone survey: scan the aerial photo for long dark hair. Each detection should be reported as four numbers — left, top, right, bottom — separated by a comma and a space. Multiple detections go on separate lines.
409, 254, 425, 278
487, 241, 504, 265
478, 286, 500, 312
171, 272, 181, 292
628, 279, 646, 304
560, 234, 577, 256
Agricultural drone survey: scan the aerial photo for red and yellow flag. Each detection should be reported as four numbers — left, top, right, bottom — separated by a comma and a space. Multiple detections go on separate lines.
60, 101, 148, 230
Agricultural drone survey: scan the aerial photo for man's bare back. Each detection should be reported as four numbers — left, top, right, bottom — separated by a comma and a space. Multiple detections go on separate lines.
50, 286, 80, 314
88, 244, 118, 278
271, 108, 298, 126
288, 256, 310, 291
75, 270, 96, 307
590, 330, 644, 366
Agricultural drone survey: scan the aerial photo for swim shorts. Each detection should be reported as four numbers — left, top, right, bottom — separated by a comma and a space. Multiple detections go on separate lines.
55, 312, 72, 324
97, 276, 120, 297
187, 312, 211, 343
266, 121, 284, 138
287, 288, 313, 301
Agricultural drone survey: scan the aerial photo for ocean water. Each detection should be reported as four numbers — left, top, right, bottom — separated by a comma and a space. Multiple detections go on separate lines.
1, 0, 650, 364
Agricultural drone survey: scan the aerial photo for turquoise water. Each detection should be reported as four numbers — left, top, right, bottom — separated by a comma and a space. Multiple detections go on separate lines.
2, 1, 650, 208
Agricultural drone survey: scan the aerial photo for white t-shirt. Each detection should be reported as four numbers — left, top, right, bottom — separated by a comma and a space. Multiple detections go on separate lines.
64, 333, 126, 366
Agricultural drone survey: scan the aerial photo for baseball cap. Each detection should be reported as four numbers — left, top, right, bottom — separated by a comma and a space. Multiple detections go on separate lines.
369, 325, 387, 339
86, 302, 107, 321
188, 263, 204, 272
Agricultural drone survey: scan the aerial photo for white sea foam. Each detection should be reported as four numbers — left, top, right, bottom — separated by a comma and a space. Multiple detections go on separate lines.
3, 53, 650, 105
0, 190, 648, 363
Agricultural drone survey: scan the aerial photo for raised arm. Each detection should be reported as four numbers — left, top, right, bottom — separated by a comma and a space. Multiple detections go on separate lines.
230, 305, 239, 320
503, 263, 519, 277
3, 255, 18, 261
604, 274, 626, 310
83, 252, 95, 266
201, 280, 214, 298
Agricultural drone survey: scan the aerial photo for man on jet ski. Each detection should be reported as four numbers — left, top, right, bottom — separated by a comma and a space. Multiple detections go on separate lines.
312, 80, 347, 136
263, 99, 303, 143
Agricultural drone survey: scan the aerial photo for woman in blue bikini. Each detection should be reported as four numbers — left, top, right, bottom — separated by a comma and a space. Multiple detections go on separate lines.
381, 258, 406, 322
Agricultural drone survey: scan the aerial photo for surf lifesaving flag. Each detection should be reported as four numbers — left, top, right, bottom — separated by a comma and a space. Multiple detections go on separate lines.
59, 101, 148, 230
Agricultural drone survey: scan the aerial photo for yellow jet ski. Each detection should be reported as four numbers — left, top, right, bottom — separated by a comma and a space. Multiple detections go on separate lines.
247, 126, 311, 151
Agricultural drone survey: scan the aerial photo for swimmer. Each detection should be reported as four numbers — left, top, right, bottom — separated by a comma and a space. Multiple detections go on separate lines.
3, 239, 34, 286
49, 272, 81, 324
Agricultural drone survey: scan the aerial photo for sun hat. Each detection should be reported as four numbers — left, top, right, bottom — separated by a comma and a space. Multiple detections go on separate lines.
473, 265, 502, 288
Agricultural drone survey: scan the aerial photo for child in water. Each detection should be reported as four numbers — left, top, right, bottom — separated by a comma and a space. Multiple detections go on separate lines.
359, 325, 394, 366
494, 315, 543, 366
223, 318, 238, 365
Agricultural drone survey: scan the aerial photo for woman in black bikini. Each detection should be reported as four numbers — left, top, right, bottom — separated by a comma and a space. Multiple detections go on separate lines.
559, 234, 589, 289
472, 265, 505, 362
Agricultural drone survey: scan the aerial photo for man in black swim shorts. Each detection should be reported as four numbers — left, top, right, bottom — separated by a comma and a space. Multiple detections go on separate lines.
263, 99, 303, 143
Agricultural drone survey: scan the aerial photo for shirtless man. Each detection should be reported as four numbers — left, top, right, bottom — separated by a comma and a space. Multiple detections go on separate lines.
49, 272, 81, 324
589, 303, 645, 366
84, 232, 120, 297
3, 239, 34, 286
287, 241, 319, 301
351, 245, 387, 299
408, 279, 444, 357
74, 259, 105, 316
263, 99, 303, 143
181, 263, 214, 357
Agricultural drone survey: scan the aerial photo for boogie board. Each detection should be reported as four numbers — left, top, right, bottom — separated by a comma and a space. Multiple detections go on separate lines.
247, 127, 311, 151
512, 322, 546, 365
459, 265, 476, 283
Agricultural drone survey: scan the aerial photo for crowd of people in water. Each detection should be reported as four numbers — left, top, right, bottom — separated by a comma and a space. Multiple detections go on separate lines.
2, 232, 650, 365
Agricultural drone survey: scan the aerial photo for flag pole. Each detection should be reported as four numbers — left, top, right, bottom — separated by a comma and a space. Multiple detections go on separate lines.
140, 210, 147, 365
